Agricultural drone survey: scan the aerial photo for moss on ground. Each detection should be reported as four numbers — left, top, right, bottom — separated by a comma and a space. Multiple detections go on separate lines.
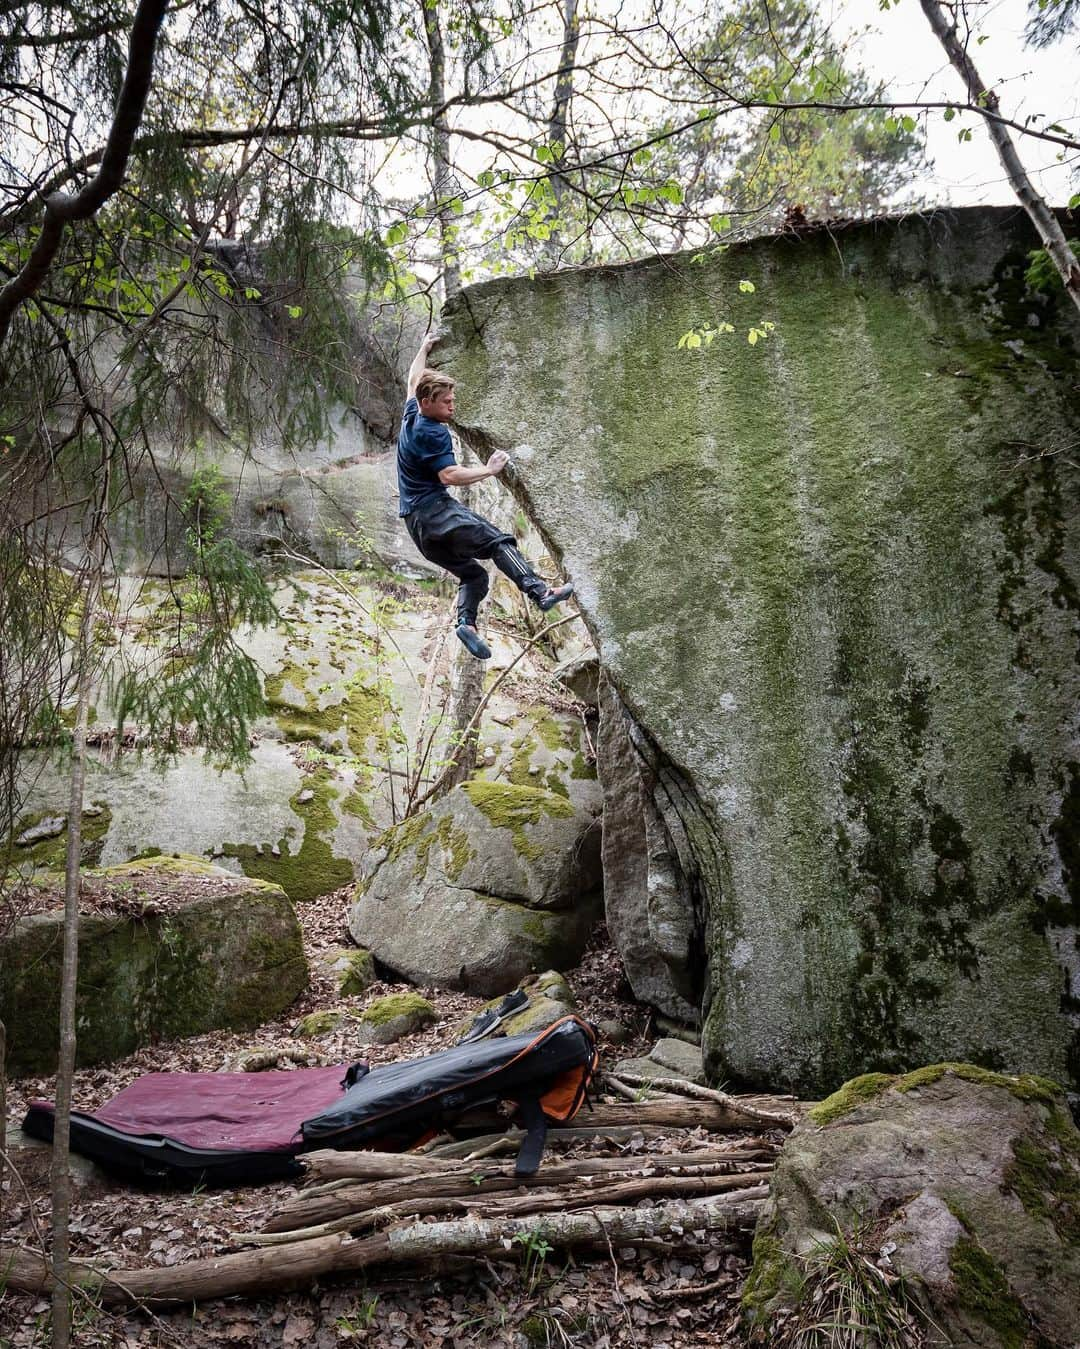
462, 780, 573, 861
741, 1222, 805, 1319
360, 992, 435, 1027
809, 1063, 1064, 1126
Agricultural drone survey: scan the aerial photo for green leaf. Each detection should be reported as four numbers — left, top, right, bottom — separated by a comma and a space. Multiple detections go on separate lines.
943, 107, 956, 122
287, 305, 303, 318
709, 214, 732, 234
739, 279, 755, 293
958, 127, 973, 142
536, 145, 553, 164
385, 221, 408, 246
1069, 194, 1080, 209
884, 116, 898, 135
748, 329, 759, 345
901, 115, 916, 133
768, 122, 782, 142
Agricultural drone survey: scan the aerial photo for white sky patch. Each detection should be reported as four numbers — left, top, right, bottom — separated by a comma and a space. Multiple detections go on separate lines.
827, 0, 1078, 206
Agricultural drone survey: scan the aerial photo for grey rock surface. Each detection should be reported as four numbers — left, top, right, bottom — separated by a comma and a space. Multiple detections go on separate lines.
356, 993, 436, 1045
349, 784, 602, 994
441, 207, 1080, 1096
597, 673, 699, 1021
744, 1066, 1080, 1349
647, 1038, 706, 1084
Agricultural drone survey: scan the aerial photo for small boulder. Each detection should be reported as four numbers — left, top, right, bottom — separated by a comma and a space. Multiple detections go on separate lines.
743, 1064, 1080, 1349
293, 1010, 350, 1039
356, 992, 436, 1045
349, 784, 602, 995
316, 946, 376, 997
615, 1038, 705, 1085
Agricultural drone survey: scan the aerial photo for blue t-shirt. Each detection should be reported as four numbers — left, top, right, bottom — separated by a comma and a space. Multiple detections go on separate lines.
397, 395, 456, 516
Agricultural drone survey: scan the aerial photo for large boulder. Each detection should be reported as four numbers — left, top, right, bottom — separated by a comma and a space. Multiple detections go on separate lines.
1, 857, 307, 1076
440, 207, 1080, 1096
348, 783, 602, 994
744, 1065, 1080, 1348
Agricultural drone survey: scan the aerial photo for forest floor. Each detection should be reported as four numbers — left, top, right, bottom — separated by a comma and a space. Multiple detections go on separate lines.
1, 888, 766, 1349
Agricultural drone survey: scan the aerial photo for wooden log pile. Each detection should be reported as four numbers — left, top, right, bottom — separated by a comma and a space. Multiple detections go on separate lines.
0, 1084, 799, 1308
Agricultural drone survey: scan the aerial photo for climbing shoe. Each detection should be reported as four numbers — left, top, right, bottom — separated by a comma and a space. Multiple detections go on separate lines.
455, 623, 492, 660
456, 989, 531, 1045
536, 583, 574, 612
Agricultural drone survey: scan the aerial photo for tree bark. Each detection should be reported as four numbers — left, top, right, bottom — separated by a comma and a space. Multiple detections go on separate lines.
245, 1173, 770, 1245
421, 0, 461, 299
544, 0, 580, 263
0, 0, 171, 345
919, 0, 1080, 312
269, 1151, 775, 1233
300, 1142, 775, 1183
1, 1194, 765, 1306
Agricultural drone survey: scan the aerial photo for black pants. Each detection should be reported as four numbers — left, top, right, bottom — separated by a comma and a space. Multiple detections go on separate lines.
404, 497, 547, 627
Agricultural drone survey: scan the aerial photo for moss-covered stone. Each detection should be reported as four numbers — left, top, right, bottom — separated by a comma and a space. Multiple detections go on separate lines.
948, 1235, 1034, 1349
809, 1063, 1065, 1127
294, 1009, 349, 1038
462, 780, 573, 861
443, 207, 1080, 1097
356, 992, 436, 1044
0, 859, 307, 1075
7, 802, 113, 871
1004, 1103, 1080, 1244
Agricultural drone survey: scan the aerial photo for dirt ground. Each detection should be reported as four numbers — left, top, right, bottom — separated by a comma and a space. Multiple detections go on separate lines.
1, 890, 761, 1349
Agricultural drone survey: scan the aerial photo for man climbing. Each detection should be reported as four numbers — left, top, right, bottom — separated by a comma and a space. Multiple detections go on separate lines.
397, 333, 573, 660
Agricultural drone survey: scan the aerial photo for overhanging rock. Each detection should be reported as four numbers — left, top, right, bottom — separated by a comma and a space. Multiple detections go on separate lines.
440, 207, 1080, 1097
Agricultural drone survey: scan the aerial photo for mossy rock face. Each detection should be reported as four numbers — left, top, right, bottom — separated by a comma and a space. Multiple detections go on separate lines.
356, 992, 436, 1045
745, 1065, 1080, 1347
442, 207, 1080, 1095
315, 946, 377, 997
0, 858, 308, 1076
294, 1009, 351, 1038
349, 786, 602, 995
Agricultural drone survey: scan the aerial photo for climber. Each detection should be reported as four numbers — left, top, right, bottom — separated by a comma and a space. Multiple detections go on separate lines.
396, 333, 573, 660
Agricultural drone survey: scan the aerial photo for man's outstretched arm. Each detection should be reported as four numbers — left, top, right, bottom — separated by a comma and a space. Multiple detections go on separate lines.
439, 451, 509, 486
407, 334, 436, 398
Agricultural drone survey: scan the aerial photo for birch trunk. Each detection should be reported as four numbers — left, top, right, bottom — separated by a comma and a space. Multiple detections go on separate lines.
919, 0, 1080, 312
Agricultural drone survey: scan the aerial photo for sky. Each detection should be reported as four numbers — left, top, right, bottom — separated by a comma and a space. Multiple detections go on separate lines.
829, 0, 1079, 206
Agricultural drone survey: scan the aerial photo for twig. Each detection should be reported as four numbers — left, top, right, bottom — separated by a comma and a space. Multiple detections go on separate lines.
610, 1073, 796, 1129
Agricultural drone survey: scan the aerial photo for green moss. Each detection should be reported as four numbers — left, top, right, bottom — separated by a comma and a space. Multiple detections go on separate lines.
337, 948, 376, 996
809, 1072, 898, 1125
222, 771, 353, 902
533, 712, 565, 753
570, 751, 596, 780
948, 1235, 1032, 1349
341, 788, 375, 827
436, 815, 473, 881
545, 772, 569, 798
295, 1010, 347, 1037
1004, 1103, 1080, 1243
809, 1063, 1065, 1126
741, 1223, 804, 1319
8, 802, 113, 871
508, 733, 539, 787
462, 780, 573, 861
360, 992, 435, 1027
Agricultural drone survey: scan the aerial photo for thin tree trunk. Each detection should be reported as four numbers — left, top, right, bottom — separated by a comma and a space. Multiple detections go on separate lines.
266, 1151, 775, 1233
544, 0, 580, 264
919, 0, 1080, 311
422, 0, 461, 299
0, 1017, 6, 1233
48, 570, 99, 1349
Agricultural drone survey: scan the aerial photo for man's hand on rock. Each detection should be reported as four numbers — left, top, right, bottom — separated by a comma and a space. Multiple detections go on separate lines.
488, 450, 509, 475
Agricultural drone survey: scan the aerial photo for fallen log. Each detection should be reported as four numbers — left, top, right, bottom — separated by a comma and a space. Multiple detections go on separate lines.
421, 1097, 798, 1147
244, 1170, 771, 1241
1, 1193, 767, 1306
606, 1075, 797, 1129
266, 1153, 775, 1233
300, 1142, 775, 1184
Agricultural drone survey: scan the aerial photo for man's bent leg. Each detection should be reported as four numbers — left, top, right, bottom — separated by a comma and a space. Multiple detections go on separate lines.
490, 542, 574, 612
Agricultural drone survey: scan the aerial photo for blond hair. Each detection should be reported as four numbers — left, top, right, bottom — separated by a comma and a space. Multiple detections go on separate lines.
416, 368, 455, 404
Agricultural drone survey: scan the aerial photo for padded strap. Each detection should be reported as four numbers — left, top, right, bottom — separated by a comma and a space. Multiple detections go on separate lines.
514, 1094, 548, 1177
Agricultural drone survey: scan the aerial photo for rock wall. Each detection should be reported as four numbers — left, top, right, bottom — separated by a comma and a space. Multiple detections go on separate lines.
439, 207, 1080, 1096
